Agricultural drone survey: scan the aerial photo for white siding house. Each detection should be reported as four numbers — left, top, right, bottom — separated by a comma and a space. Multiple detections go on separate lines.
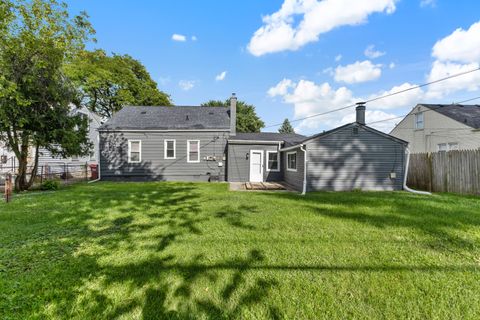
390, 104, 480, 153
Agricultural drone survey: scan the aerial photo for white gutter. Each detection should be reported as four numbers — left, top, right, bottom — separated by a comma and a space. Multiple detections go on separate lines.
279, 144, 303, 152
300, 144, 307, 195
403, 147, 431, 195
228, 140, 282, 145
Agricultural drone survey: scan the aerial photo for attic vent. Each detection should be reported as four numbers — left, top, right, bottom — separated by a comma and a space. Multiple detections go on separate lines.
140, 111, 147, 115
352, 127, 359, 135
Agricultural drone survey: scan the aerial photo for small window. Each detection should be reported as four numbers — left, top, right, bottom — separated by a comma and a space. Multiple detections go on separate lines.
352, 127, 359, 135
164, 139, 176, 159
437, 143, 447, 152
128, 140, 141, 163
448, 143, 459, 151
287, 152, 297, 171
266, 151, 280, 172
187, 140, 200, 163
415, 112, 424, 129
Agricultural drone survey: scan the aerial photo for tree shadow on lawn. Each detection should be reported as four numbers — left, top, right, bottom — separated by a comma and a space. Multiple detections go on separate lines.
5, 184, 480, 319
270, 191, 480, 252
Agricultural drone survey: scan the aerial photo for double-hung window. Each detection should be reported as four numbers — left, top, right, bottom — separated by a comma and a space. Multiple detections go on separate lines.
414, 112, 424, 129
187, 140, 200, 163
286, 151, 297, 171
128, 140, 141, 163
266, 151, 280, 172
164, 139, 176, 159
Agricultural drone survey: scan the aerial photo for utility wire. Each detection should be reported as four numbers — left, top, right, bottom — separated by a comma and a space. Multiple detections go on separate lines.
264, 67, 480, 129
366, 95, 480, 126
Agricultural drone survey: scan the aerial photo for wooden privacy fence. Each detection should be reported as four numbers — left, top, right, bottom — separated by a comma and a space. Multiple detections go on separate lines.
407, 150, 480, 195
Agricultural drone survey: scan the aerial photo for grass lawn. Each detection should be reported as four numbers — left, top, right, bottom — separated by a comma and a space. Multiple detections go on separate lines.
1, 182, 480, 319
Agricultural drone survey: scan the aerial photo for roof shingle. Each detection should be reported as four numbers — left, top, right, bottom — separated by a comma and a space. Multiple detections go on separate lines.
100, 106, 230, 130
421, 104, 480, 129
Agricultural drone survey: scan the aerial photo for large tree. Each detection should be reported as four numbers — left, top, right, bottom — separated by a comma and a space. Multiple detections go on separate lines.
64, 50, 171, 118
0, 0, 94, 191
278, 118, 295, 134
201, 99, 264, 133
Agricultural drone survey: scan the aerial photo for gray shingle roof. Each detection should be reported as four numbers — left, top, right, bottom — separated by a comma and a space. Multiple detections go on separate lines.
99, 106, 230, 130
421, 104, 480, 129
230, 132, 306, 146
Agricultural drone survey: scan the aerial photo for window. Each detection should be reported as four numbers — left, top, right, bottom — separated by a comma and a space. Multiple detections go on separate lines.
128, 140, 141, 163
414, 112, 424, 129
438, 142, 459, 152
266, 151, 280, 172
448, 142, 459, 151
437, 143, 447, 152
164, 139, 176, 159
286, 152, 297, 171
187, 140, 200, 163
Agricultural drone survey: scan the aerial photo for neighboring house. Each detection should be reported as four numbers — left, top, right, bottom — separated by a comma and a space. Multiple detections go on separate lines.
1, 105, 101, 175
390, 104, 480, 153
99, 96, 408, 192
36, 105, 102, 167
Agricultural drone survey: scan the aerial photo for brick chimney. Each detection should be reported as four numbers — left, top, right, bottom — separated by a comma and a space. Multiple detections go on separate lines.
356, 102, 366, 125
230, 93, 237, 136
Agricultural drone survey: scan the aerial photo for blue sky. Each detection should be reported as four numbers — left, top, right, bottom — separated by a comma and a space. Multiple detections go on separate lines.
66, 0, 480, 134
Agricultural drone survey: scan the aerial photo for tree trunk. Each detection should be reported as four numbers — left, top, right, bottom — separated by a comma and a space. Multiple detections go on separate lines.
14, 143, 30, 191
26, 142, 40, 189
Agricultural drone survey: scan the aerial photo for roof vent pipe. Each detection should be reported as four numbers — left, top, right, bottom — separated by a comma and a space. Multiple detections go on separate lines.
230, 93, 237, 136
356, 102, 366, 125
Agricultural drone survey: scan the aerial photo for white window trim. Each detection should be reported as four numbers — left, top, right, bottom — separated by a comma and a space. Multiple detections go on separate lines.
164, 139, 176, 159
414, 112, 424, 130
286, 151, 297, 172
128, 140, 142, 163
266, 150, 280, 172
187, 140, 200, 163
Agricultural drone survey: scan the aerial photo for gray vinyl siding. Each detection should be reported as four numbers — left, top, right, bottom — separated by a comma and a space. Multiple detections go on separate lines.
100, 131, 228, 181
283, 147, 304, 191
305, 124, 406, 191
227, 143, 283, 182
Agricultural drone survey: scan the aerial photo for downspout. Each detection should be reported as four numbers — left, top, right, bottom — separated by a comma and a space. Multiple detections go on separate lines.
300, 144, 307, 195
403, 147, 431, 195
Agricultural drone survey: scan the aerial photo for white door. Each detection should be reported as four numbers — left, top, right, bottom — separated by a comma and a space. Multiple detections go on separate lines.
249, 150, 264, 182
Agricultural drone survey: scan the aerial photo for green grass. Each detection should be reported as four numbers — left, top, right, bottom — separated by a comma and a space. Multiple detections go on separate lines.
1, 182, 480, 319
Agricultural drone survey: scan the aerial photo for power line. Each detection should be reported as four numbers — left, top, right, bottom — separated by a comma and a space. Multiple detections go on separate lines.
264, 67, 480, 129
366, 95, 480, 126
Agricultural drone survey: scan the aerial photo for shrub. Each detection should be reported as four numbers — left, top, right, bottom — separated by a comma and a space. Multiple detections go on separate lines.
40, 180, 60, 191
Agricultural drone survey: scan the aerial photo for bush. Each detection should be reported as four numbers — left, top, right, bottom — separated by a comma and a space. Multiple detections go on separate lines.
40, 180, 60, 191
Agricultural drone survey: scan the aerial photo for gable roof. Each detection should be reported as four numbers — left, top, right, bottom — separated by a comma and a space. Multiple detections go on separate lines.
229, 132, 306, 145
280, 122, 407, 151
99, 106, 231, 131
421, 104, 480, 129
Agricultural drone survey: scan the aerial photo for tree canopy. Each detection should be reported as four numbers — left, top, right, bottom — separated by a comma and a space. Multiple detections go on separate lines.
0, 0, 94, 190
278, 118, 295, 134
201, 99, 264, 133
64, 50, 171, 118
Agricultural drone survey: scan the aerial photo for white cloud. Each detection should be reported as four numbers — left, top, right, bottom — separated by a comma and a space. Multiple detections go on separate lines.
426, 21, 480, 98
268, 78, 295, 97
335, 54, 342, 62
247, 0, 398, 56
191, 35, 197, 41
426, 61, 480, 99
172, 34, 187, 42
364, 44, 386, 59
215, 71, 227, 81
179, 80, 195, 91
267, 78, 422, 134
157, 77, 171, 86
389, 62, 395, 69
334, 60, 382, 84
367, 82, 425, 110
420, 0, 436, 8
432, 21, 480, 64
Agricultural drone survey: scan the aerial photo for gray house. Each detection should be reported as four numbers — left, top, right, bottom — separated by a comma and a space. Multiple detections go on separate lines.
99, 96, 408, 192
